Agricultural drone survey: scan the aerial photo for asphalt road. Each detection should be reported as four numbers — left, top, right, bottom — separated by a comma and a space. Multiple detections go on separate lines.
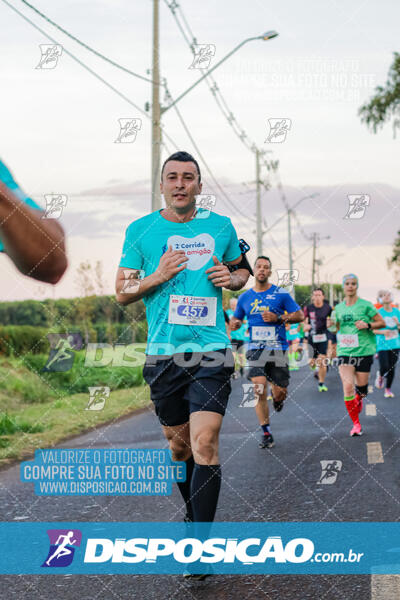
0, 359, 399, 599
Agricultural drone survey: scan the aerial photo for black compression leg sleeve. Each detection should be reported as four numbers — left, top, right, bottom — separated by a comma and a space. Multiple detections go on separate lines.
386, 349, 399, 388
190, 464, 221, 522
355, 384, 368, 397
177, 455, 195, 520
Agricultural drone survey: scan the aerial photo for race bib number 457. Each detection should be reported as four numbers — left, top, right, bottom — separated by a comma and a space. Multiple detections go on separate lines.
168, 295, 217, 326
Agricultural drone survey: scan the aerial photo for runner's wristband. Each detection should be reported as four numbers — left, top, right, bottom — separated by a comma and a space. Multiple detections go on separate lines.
367, 323, 371, 330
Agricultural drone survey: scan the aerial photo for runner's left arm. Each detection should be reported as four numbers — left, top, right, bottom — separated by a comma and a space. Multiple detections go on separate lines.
280, 309, 304, 324
355, 305, 385, 330
302, 306, 311, 331
263, 292, 303, 324
206, 219, 251, 291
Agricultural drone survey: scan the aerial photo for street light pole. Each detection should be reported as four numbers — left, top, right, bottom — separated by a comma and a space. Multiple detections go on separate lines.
163, 31, 278, 115
150, 27, 278, 211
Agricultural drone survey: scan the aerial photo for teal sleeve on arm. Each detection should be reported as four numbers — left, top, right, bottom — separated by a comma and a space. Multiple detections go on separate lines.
0, 159, 42, 253
223, 219, 241, 264
119, 222, 144, 269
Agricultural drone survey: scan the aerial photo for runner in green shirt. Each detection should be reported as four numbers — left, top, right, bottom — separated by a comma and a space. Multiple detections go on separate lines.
327, 273, 385, 436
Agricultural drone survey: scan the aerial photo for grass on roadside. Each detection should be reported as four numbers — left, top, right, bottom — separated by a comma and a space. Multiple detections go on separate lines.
0, 355, 151, 465
0, 386, 151, 464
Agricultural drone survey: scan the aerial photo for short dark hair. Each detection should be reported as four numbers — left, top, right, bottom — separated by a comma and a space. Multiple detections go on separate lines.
161, 151, 201, 182
313, 287, 325, 294
255, 255, 272, 268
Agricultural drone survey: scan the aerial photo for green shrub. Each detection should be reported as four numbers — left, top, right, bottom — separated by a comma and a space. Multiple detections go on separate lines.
22, 350, 144, 395
0, 413, 44, 434
0, 326, 49, 357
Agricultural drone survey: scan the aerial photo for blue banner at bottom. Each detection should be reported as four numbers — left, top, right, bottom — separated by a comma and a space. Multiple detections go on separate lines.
0, 522, 399, 574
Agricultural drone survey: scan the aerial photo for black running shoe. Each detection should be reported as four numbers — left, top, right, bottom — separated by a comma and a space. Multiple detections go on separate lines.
273, 398, 284, 412
259, 433, 275, 448
183, 564, 213, 580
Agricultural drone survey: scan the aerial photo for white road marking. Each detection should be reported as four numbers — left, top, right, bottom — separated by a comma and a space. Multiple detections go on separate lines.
367, 442, 384, 464
366, 403, 377, 416
371, 574, 400, 599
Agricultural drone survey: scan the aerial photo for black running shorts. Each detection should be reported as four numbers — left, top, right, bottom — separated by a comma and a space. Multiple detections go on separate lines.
337, 354, 374, 372
245, 347, 290, 388
142, 349, 235, 427
231, 339, 244, 351
327, 331, 337, 344
308, 340, 328, 358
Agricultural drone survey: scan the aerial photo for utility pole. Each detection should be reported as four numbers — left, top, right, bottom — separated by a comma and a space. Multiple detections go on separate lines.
149, 23, 278, 211
287, 206, 293, 275
151, 0, 162, 211
311, 232, 317, 288
309, 232, 330, 288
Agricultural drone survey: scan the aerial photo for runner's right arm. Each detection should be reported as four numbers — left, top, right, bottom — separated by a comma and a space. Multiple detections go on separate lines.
115, 246, 188, 305
229, 294, 246, 331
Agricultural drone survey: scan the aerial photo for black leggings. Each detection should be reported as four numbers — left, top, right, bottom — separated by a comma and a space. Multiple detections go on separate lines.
378, 349, 400, 388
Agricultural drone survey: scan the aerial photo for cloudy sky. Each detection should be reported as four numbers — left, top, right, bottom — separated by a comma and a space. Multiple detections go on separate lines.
0, 0, 399, 303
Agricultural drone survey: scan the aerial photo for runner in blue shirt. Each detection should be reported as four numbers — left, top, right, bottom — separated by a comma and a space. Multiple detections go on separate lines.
115, 151, 252, 554
374, 290, 400, 397
0, 158, 67, 283
230, 256, 303, 448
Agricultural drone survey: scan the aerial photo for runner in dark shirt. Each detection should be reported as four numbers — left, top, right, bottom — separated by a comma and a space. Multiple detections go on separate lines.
303, 288, 332, 391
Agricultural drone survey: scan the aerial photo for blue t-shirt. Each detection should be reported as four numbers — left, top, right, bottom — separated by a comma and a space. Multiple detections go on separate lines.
234, 285, 300, 350
376, 307, 400, 351
0, 159, 41, 252
119, 208, 241, 355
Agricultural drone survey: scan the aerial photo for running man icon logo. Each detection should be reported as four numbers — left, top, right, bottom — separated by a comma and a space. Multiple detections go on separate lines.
276, 269, 299, 294
42, 194, 68, 219
317, 460, 343, 484
265, 118, 292, 143
42, 333, 83, 372
115, 118, 142, 143
42, 529, 82, 568
344, 195, 370, 219
240, 383, 264, 408
86, 386, 110, 411
121, 269, 145, 294
189, 44, 216, 69
194, 194, 216, 219
36, 44, 63, 69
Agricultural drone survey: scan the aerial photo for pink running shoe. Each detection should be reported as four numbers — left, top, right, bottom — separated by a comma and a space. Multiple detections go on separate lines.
350, 422, 363, 436
384, 389, 394, 398
375, 372, 384, 389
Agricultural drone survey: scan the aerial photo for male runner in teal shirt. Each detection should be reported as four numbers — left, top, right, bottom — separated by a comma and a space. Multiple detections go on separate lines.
115, 152, 251, 543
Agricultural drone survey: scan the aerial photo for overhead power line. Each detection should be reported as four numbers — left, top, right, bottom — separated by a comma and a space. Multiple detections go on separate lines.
1, 0, 179, 154
163, 0, 278, 181
163, 81, 251, 224
19, 0, 162, 85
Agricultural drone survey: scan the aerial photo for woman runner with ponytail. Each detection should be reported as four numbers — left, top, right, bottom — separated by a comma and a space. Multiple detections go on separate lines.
328, 274, 385, 436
